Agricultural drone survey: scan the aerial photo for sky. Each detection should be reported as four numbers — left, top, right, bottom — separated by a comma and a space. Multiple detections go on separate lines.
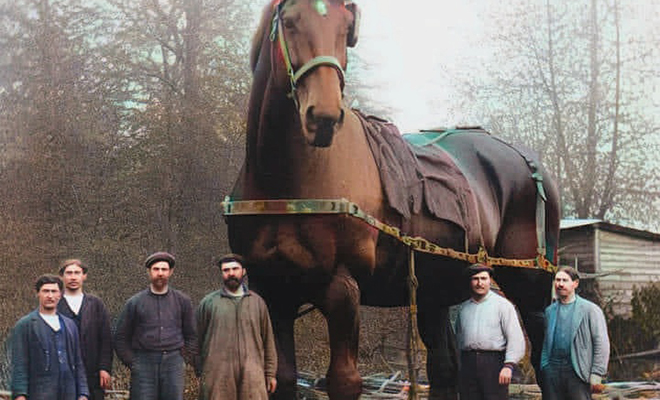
346, 0, 490, 132
342, 0, 660, 134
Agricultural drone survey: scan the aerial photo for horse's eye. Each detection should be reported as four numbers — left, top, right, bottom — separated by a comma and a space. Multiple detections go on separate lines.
283, 18, 296, 31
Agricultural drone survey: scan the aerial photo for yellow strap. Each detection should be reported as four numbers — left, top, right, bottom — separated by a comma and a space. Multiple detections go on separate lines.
222, 197, 557, 273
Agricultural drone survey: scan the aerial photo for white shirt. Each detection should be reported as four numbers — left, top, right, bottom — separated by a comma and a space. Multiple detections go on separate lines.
455, 290, 526, 364
226, 286, 245, 297
64, 293, 84, 315
40, 313, 61, 331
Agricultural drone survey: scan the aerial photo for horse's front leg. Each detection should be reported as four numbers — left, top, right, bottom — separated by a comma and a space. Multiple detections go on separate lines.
270, 306, 298, 400
320, 265, 362, 400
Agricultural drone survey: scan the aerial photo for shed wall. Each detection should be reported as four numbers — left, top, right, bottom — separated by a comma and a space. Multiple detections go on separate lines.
596, 230, 660, 316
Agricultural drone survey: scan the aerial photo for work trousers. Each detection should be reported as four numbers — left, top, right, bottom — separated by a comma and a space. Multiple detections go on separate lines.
541, 363, 591, 400
459, 350, 508, 400
130, 350, 185, 400
86, 372, 105, 400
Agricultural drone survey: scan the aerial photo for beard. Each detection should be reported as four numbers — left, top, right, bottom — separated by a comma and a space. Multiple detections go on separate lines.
151, 277, 168, 290
224, 277, 242, 291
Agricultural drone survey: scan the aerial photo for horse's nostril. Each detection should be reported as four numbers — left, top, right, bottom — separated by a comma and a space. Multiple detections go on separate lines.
306, 106, 343, 130
306, 106, 316, 126
317, 117, 335, 132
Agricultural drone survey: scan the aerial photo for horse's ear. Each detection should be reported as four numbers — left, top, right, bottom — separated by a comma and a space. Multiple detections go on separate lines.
346, 1, 360, 47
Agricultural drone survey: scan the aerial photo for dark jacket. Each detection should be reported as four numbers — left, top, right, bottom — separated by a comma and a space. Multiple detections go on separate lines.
58, 294, 113, 382
10, 310, 89, 400
114, 287, 197, 367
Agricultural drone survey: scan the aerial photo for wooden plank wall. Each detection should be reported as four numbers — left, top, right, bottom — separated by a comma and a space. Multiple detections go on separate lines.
597, 230, 660, 316
559, 225, 660, 317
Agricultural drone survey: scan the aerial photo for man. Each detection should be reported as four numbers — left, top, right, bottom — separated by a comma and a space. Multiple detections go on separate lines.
540, 266, 610, 400
11, 274, 90, 400
196, 253, 277, 400
114, 252, 197, 400
455, 263, 526, 400
57, 259, 113, 400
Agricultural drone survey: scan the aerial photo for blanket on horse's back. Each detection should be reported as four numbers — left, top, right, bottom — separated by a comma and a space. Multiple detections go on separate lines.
355, 110, 481, 246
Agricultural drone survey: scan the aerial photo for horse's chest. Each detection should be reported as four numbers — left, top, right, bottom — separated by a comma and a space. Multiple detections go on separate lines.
248, 216, 378, 271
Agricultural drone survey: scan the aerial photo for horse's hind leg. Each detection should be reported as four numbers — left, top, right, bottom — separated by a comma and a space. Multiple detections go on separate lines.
417, 304, 459, 400
521, 310, 545, 385
319, 265, 362, 400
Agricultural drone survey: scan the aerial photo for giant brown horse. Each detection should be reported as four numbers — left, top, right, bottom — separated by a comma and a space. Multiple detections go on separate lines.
225, 1, 560, 399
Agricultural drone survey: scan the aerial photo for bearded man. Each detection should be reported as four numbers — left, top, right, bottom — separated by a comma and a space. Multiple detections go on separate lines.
113, 252, 197, 400
196, 253, 277, 400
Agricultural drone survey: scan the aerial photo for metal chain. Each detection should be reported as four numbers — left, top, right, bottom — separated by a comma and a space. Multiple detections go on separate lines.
222, 197, 557, 273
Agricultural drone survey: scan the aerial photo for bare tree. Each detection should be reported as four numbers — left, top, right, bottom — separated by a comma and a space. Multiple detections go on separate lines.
452, 0, 660, 230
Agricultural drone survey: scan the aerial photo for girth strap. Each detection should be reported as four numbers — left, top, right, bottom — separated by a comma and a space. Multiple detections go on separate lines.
222, 197, 556, 273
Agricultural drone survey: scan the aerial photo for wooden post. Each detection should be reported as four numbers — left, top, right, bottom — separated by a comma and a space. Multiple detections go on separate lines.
407, 248, 421, 400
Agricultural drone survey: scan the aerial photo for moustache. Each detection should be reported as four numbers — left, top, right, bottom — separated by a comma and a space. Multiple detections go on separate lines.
224, 276, 242, 287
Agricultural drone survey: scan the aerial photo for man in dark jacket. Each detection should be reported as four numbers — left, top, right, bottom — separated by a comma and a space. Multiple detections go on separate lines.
58, 259, 113, 400
114, 252, 197, 400
11, 274, 89, 400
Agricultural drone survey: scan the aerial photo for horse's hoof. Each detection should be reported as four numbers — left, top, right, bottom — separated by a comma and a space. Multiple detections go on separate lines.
326, 372, 362, 400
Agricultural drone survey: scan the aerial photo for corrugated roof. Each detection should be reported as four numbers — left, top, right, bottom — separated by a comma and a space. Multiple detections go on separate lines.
560, 219, 660, 241
560, 219, 601, 229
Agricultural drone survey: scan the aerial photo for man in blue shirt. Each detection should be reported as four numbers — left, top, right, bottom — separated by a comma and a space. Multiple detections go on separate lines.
455, 263, 525, 400
11, 274, 89, 400
540, 266, 609, 400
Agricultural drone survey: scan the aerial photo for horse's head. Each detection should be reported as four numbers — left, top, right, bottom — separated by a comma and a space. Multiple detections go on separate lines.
266, 0, 360, 147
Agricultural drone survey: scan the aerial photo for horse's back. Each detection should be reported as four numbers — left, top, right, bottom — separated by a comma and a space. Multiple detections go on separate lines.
404, 128, 559, 251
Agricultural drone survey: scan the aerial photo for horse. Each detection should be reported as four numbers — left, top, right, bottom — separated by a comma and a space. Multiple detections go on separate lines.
225, 1, 560, 399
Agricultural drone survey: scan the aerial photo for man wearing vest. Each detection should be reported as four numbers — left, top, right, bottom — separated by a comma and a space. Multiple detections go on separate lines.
11, 274, 90, 400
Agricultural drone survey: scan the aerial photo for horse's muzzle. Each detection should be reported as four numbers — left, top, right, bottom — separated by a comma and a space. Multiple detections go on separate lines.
306, 107, 345, 147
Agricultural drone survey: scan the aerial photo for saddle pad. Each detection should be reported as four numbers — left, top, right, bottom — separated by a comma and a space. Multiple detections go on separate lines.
355, 111, 480, 243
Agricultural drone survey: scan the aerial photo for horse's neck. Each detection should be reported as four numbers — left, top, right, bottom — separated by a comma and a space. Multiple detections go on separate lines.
247, 94, 381, 202
289, 112, 376, 194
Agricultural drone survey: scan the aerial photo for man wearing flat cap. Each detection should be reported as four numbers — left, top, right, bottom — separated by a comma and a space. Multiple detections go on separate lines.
196, 253, 277, 400
455, 263, 525, 400
114, 252, 197, 400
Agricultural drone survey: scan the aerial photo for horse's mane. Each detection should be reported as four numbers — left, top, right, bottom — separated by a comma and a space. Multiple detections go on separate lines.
250, 0, 280, 73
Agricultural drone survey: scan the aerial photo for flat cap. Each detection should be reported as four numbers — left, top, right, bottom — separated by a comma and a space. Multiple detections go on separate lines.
144, 251, 175, 268
466, 263, 493, 277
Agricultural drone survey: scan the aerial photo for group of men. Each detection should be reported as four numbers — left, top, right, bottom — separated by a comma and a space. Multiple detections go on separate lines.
456, 264, 610, 400
10, 251, 610, 400
10, 252, 276, 400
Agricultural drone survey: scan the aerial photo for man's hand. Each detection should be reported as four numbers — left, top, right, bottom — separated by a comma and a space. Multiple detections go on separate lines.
498, 366, 513, 385
590, 374, 605, 393
100, 370, 112, 389
267, 377, 277, 394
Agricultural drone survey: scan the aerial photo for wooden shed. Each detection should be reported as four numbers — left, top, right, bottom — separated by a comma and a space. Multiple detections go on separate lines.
558, 219, 660, 316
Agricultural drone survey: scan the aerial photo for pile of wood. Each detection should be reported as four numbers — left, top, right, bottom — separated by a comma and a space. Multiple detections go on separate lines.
297, 373, 660, 400
602, 381, 660, 399
298, 371, 428, 399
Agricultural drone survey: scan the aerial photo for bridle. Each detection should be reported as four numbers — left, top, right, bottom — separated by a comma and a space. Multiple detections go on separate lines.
269, 0, 347, 109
